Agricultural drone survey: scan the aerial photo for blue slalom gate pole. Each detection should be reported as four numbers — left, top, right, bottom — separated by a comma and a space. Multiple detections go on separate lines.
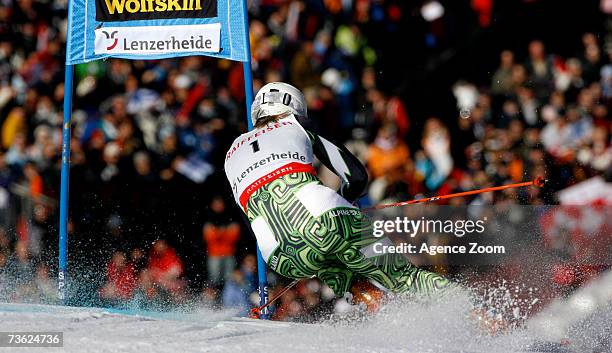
58, 64, 74, 304
241, 0, 269, 319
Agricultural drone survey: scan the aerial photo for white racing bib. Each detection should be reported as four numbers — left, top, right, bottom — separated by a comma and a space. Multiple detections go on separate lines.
224, 115, 315, 209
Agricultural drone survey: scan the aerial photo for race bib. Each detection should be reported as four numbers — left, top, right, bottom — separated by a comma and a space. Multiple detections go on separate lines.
224, 115, 315, 208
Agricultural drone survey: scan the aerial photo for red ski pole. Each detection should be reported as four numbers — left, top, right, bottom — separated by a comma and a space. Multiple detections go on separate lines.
363, 176, 546, 211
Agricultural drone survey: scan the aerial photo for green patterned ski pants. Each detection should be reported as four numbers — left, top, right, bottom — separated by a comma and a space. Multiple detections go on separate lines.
245, 172, 452, 296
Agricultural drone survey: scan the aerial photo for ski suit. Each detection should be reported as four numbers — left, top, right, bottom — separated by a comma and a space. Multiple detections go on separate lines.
224, 114, 451, 296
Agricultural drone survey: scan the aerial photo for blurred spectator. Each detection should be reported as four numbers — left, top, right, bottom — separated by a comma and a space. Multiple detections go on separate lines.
221, 269, 251, 316
146, 239, 185, 302
0, 228, 10, 299
291, 42, 320, 88
367, 124, 410, 180
2, 107, 26, 150
203, 196, 240, 288
240, 254, 258, 294
516, 86, 539, 126
33, 264, 55, 303
415, 118, 453, 191
491, 50, 515, 96
100, 251, 138, 303
5, 133, 27, 167
0, 250, 8, 299
5, 240, 35, 299
524, 40, 555, 101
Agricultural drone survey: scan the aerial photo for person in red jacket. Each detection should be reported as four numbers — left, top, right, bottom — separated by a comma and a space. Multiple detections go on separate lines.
100, 251, 137, 302
203, 195, 241, 288
146, 239, 185, 301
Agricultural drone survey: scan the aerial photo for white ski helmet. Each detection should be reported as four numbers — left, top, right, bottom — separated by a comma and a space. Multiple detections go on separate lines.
251, 82, 307, 126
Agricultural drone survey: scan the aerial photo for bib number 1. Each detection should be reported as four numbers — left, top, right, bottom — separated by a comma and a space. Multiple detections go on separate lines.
250, 140, 260, 153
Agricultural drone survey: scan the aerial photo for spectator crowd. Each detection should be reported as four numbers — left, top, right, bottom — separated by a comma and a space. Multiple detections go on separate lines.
0, 0, 610, 320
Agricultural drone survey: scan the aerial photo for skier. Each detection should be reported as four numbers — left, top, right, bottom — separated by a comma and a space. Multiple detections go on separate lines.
224, 82, 453, 308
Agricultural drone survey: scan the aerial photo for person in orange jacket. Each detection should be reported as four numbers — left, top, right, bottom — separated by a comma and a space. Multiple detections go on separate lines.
367, 124, 411, 180
203, 195, 241, 288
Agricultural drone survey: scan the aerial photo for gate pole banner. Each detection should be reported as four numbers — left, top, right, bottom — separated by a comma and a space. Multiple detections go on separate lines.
66, 0, 248, 63
94, 23, 221, 55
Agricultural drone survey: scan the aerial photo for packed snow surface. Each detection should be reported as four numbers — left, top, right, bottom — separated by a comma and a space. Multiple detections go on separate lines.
3, 294, 606, 353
